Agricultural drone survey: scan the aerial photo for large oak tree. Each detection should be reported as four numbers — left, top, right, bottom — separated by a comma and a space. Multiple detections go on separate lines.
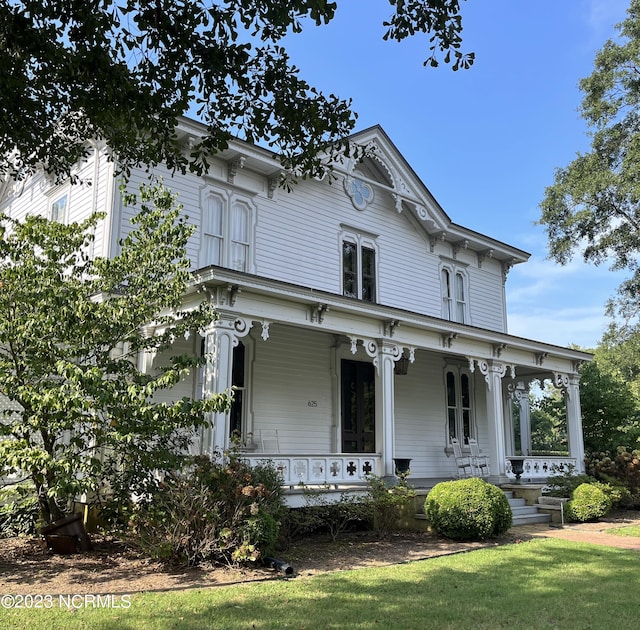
0, 1, 472, 184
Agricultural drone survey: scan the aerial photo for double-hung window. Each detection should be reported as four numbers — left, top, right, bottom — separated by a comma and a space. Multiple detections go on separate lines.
201, 190, 253, 272
445, 365, 475, 444
341, 229, 378, 303
49, 189, 69, 224
441, 264, 468, 323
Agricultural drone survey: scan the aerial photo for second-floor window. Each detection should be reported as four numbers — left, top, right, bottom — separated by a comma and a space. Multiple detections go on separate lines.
50, 191, 69, 223
441, 266, 468, 323
201, 191, 252, 272
342, 237, 377, 302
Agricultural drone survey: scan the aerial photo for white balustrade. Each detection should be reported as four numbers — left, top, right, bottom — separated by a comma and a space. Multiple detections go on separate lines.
505, 456, 577, 481
242, 453, 380, 487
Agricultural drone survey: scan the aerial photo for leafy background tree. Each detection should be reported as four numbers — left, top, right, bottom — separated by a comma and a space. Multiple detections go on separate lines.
0, 0, 473, 184
530, 382, 567, 455
539, 0, 640, 454
0, 183, 229, 523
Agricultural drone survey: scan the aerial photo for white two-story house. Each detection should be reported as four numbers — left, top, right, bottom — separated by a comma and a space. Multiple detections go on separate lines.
1, 120, 590, 490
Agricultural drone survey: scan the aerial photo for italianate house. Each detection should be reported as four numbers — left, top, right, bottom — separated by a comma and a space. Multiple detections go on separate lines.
1, 119, 590, 498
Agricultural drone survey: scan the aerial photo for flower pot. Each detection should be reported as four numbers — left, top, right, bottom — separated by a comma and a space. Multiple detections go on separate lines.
393, 458, 412, 475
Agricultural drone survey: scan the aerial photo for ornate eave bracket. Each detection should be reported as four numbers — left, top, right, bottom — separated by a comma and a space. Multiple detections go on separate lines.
534, 352, 548, 366
227, 155, 246, 184
477, 248, 494, 268
452, 239, 469, 260
384, 319, 399, 337
468, 358, 515, 390
310, 303, 329, 324
442, 332, 457, 348
429, 231, 446, 253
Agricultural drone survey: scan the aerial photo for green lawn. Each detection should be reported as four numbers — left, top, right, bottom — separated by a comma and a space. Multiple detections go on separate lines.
2, 538, 639, 629
607, 524, 640, 537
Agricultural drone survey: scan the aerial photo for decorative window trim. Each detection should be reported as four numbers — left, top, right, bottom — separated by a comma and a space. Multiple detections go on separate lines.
339, 227, 379, 303
439, 261, 470, 324
444, 363, 476, 446
199, 186, 256, 273
197, 335, 255, 442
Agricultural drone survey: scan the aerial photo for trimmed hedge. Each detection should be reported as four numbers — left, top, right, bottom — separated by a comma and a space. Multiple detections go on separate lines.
566, 482, 612, 522
425, 478, 512, 540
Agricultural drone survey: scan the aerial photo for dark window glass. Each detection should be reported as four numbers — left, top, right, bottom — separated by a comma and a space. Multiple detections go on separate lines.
342, 241, 357, 298
361, 247, 376, 303
229, 342, 245, 437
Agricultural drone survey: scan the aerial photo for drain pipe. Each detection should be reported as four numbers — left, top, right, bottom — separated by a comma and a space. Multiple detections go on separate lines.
264, 556, 294, 576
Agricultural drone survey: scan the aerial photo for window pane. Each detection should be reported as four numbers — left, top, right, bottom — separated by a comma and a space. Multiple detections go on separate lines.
455, 273, 465, 322
361, 247, 376, 303
461, 374, 470, 407
205, 196, 223, 236
203, 236, 222, 266
343, 241, 357, 298
446, 371, 456, 407
230, 242, 247, 271
232, 342, 245, 388
441, 269, 452, 319
448, 409, 457, 439
51, 194, 67, 223
231, 203, 248, 243
455, 273, 465, 300
462, 410, 471, 442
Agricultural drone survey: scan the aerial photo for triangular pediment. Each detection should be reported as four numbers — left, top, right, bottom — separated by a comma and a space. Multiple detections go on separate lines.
338, 125, 528, 265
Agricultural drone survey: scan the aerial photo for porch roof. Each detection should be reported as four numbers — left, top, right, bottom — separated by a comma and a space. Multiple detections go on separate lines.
188, 266, 592, 377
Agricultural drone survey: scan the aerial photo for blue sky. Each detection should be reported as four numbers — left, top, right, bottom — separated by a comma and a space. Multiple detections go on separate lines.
280, 0, 631, 349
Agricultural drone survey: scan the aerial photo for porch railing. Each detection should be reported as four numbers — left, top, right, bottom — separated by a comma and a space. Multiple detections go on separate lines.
242, 453, 381, 487
505, 456, 577, 481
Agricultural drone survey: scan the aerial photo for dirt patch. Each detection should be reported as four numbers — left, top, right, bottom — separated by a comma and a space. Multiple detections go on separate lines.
0, 530, 522, 596
2, 511, 638, 595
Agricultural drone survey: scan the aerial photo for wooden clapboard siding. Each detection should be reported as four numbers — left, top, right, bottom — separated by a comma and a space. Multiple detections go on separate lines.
250, 325, 334, 454
467, 259, 506, 332
394, 353, 450, 478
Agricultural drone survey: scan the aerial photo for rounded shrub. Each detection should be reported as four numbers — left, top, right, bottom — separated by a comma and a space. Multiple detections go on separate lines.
566, 482, 612, 522
425, 478, 512, 540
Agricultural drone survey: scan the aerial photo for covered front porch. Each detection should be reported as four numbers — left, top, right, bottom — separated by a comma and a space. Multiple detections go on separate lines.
183, 268, 591, 492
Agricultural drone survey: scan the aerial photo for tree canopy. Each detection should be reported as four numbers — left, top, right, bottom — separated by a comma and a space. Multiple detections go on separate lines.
0, 183, 229, 523
0, 0, 473, 184
539, 0, 640, 312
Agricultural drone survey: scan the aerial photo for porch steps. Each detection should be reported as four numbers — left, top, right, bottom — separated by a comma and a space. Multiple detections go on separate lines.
504, 491, 551, 526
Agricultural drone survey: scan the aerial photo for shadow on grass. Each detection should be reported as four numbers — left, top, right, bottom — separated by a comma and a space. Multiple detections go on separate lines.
6, 539, 640, 630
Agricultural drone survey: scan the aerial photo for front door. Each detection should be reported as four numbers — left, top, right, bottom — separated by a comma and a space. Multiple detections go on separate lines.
341, 359, 375, 453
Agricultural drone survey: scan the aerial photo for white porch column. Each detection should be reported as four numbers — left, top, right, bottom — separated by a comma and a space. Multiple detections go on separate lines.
514, 381, 532, 456
203, 314, 237, 457
560, 372, 586, 473
480, 360, 509, 481
377, 342, 397, 478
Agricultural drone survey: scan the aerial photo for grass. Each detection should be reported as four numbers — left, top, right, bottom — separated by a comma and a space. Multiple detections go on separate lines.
607, 524, 640, 537
1, 538, 639, 629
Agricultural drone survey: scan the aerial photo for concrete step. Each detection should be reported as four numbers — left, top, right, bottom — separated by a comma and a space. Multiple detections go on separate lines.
504, 489, 551, 527
512, 512, 551, 526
